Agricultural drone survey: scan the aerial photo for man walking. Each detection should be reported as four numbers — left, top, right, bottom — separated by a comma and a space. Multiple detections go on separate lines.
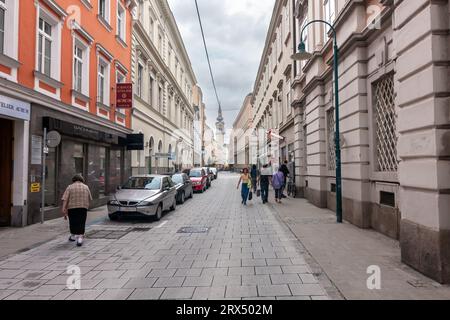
279, 160, 290, 198
259, 164, 272, 204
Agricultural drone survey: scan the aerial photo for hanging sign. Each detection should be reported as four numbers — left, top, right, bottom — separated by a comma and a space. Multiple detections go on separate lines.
116, 83, 133, 109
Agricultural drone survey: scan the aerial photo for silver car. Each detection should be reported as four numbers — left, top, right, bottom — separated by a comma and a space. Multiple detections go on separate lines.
107, 175, 177, 221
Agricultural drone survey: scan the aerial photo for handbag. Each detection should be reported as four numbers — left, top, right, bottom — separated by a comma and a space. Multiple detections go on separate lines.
248, 191, 253, 201
257, 189, 261, 197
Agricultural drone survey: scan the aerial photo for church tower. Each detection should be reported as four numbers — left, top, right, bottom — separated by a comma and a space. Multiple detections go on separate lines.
215, 105, 225, 146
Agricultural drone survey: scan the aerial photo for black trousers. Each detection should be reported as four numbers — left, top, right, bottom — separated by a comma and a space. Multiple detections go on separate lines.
260, 182, 269, 203
68, 208, 88, 235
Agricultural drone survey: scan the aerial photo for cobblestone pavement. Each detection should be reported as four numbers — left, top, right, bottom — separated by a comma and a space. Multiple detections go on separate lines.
0, 173, 329, 300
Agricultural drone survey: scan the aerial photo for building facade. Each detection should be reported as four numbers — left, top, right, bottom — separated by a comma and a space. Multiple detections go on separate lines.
193, 84, 206, 167
0, 0, 135, 227
131, 0, 196, 175
252, 0, 296, 172
230, 93, 255, 171
290, 0, 450, 283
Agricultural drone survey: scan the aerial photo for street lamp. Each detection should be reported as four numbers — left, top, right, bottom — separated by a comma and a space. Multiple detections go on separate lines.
291, 20, 343, 224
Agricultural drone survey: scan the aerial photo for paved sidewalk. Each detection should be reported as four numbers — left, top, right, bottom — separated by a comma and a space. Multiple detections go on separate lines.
270, 197, 450, 300
0, 207, 108, 260
0, 173, 329, 300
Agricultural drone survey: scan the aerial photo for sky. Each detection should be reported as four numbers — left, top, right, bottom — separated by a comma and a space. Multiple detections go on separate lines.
168, 0, 275, 142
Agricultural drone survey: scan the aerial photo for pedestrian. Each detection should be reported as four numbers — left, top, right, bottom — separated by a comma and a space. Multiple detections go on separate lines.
279, 160, 290, 198
61, 174, 93, 247
237, 168, 251, 205
250, 164, 260, 193
272, 167, 285, 204
259, 164, 272, 204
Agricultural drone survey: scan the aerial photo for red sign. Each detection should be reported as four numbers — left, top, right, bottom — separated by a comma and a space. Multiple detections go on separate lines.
116, 83, 133, 109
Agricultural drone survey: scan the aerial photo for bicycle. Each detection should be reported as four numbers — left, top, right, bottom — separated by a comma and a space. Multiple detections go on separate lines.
287, 176, 297, 198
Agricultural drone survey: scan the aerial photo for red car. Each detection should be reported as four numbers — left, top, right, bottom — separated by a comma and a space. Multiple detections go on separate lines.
189, 168, 208, 193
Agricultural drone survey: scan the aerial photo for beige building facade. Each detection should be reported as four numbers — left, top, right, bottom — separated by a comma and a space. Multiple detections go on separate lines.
230, 93, 255, 171
252, 0, 296, 171
131, 0, 196, 174
289, 0, 450, 283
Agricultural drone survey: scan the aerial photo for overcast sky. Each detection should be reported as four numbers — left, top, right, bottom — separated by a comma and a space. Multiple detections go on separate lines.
168, 0, 275, 141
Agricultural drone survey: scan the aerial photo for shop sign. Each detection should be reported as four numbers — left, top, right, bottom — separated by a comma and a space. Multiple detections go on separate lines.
43, 117, 116, 144
0, 95, 31, 121
126, 133, 144, 150
116, 83, 133, 109
31, 183, 41, 193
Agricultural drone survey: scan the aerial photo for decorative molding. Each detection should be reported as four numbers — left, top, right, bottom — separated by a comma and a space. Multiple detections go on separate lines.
72, 89, 90, 103
96, 44, 114, 61
0, 53, 21, 69
34, 70, 64, 89
42, 0, 68, 18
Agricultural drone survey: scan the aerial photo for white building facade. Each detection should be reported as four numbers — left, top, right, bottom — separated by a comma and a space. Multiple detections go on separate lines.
131, 0, 196, 174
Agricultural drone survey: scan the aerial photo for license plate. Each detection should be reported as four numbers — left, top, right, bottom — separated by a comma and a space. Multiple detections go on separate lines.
120, 207, 136, 212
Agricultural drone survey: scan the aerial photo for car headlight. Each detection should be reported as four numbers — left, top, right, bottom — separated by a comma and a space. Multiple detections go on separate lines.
108, 200, 120, 206
139, 201, 154, 206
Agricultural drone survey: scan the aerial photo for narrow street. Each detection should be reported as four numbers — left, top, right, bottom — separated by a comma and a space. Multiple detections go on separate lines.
0, 173, 329, 300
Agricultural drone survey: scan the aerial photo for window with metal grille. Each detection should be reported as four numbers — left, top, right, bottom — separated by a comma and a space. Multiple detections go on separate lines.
327, 108, 336, 170
374, 74, 398, 172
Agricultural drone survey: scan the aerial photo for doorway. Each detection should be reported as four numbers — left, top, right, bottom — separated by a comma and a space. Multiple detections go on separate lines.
0, 118, 13, 227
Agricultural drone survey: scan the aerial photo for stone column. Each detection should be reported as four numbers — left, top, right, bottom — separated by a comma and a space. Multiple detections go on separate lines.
394, 0, 450, 283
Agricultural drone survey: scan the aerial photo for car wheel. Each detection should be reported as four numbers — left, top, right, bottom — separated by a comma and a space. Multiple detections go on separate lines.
170, 197, 177, 211
108, 214, 118, 221
180, 192, 185, 204
155, 205, 162, 221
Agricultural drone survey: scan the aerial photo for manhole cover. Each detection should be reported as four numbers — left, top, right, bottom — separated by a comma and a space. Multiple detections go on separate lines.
130, 227, 152, 232
177, 227, 210, 234
86, 227, 152, 239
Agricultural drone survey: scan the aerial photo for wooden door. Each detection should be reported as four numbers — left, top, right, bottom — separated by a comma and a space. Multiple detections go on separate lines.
0, 118, 13, 227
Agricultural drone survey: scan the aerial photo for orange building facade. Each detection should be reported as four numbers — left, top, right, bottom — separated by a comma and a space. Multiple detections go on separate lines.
0, 0, 136, 227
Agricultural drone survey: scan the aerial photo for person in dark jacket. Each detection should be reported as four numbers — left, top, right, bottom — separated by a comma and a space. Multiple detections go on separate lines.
250, 164, 260, 193
279, 160, 290, 198
259, 164, 272, 204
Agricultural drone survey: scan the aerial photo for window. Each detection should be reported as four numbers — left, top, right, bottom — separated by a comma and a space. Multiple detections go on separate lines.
300, 17, 308, 70
73, 45, 83, 92
286, 80, 291, 116
0, 1, 5, 54
158, 85, 163, 113
149, 12, 154, 40
374, 74, 397, 172
137, 63, 143, 98
149, 74, 154, 105
97, 59, 110, 105
117, 3, 125, 41
99, 0, 110, 23
158, 32, 163, 54
284, 4, 290, 40
73, 143, 85, 176
167, 46, 172, 69
323, 0, 335, 40
38, 18, 52, 76
116, 70, 125, 84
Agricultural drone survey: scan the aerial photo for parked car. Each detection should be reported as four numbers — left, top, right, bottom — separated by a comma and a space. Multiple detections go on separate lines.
189, 168, 208, 193
210, 167, 218, 180
171, 173, 193, 204
107, 175, 177, 221
202, 167, 213, 188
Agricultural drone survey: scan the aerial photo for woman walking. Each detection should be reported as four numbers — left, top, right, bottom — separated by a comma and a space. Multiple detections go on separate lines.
62, 174, 92, 247
272, 167, 285, 204
237, 168, 251, 205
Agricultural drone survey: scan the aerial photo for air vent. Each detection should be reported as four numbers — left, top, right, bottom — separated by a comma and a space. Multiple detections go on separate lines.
331, 183, 336, 193
380, 191, 395, 207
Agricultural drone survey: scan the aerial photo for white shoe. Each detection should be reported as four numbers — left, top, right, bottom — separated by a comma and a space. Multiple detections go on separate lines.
76, 237, 83, 247
69, 235, 76, 242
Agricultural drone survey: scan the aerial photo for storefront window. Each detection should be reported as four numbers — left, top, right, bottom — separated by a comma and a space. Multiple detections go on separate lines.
99, 147, 106, 197
44, 147, 57, 207
88, 145, 108, 199
73, 143, 84, 176
288, 143, 294, 162
110, 149, 122, 189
